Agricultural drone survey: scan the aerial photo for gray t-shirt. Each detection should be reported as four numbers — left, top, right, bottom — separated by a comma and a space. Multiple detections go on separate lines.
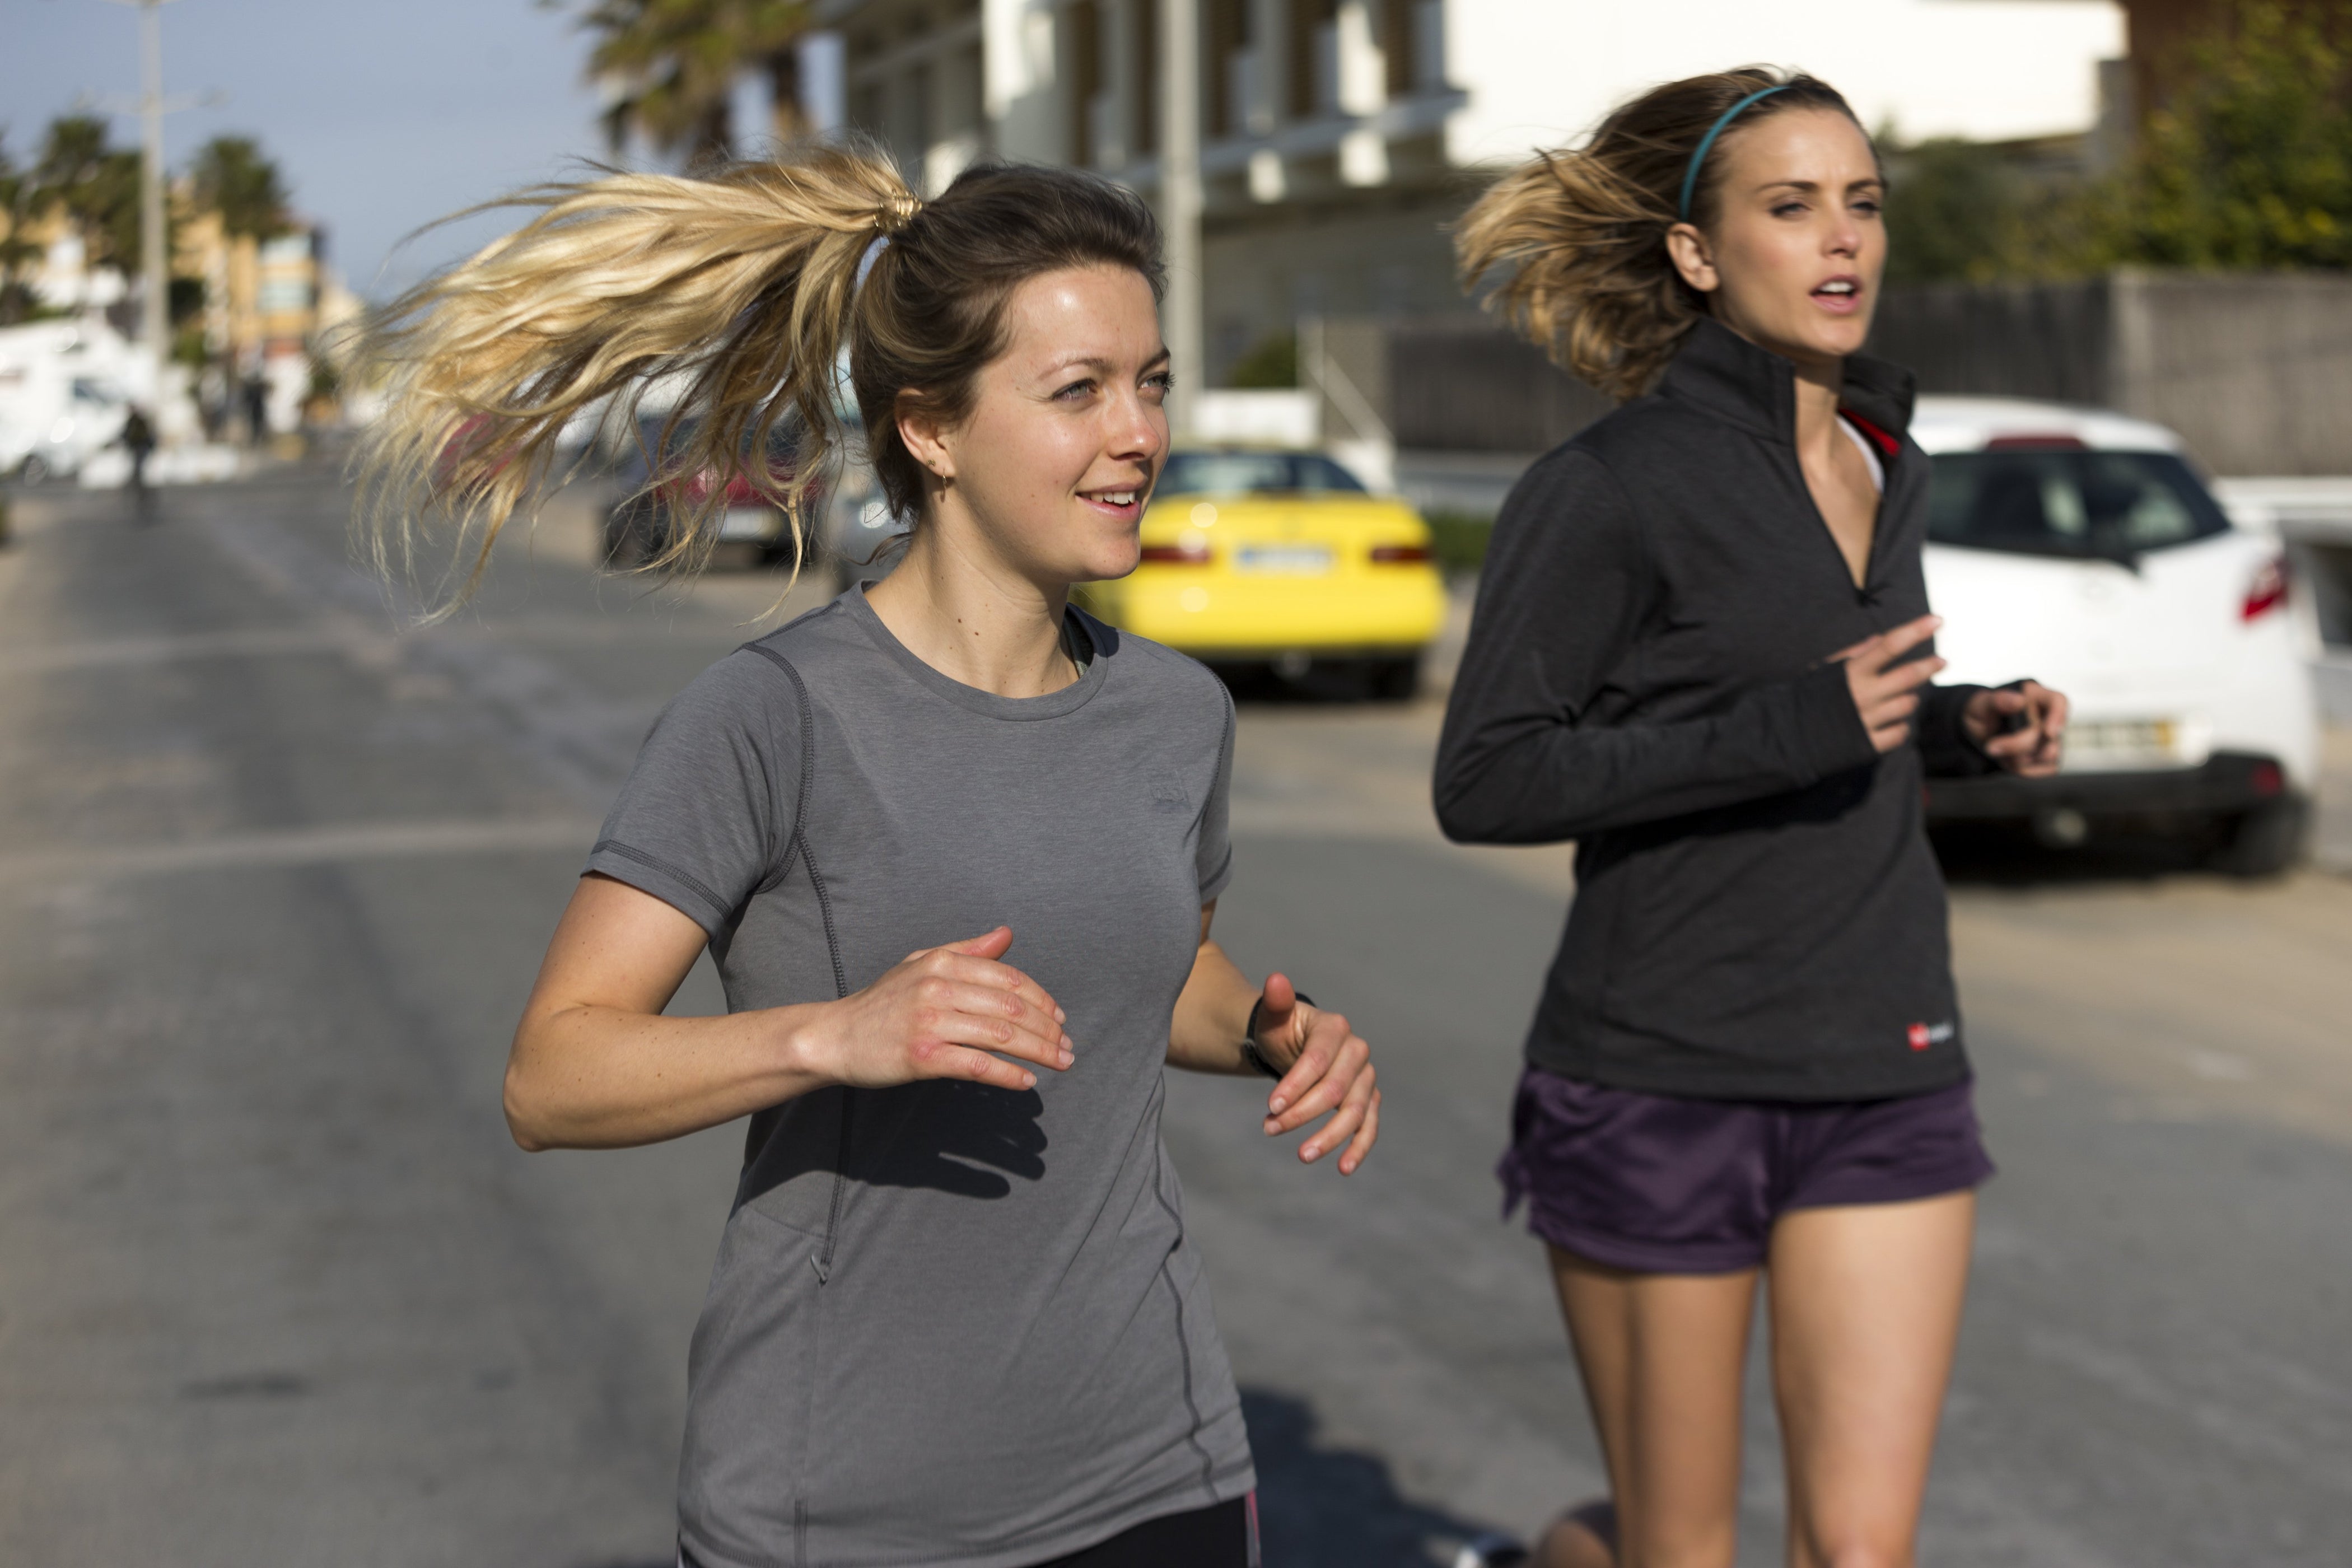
585, 586, 1251, 1568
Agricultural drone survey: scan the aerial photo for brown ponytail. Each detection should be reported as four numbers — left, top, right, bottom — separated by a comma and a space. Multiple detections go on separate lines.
354, 144, 1161, 618
1454, 67, 1868, 402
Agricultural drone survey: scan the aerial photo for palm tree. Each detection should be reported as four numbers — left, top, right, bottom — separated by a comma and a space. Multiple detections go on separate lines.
188, 136, 290, 241
0, 132, 44, 325
34, 115, 142, 272
570, 0, 814, 165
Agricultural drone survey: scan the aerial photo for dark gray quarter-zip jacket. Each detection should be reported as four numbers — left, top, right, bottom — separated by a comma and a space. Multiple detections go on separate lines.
1435, 318, 1991, 1102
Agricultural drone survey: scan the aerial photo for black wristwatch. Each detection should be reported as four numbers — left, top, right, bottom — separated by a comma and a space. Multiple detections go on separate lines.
1240, 991, 1315, 1081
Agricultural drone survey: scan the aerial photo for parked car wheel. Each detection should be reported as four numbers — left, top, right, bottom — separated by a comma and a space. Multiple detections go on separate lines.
602, 503, 653, 570
757, 530, 808, 571
2205, 792, 2311, 878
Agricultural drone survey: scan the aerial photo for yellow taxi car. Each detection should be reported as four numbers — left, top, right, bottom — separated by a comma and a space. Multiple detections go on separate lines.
1079, 448, 1449, 697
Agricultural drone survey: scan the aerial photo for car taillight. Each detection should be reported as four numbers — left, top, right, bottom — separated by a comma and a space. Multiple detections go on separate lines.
2242, 555, 2289, 620
1369, 544, 1432, 564
1984, 433, 2088, 450
659, 470, 785, 506
1138, 540, 1211, 564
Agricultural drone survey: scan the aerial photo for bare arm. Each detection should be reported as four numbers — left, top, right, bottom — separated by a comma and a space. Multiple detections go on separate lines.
1166, 902, 1382, 1174
505, 873, 1074, 1152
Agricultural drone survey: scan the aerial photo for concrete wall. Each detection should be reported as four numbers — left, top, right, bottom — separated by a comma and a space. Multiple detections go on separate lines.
1871, 271, 2352, 477
1200, 189, 1465, 384
1385, 318, 1609, 451
1295, 311, 1605, 454
1861, 278, 2115, 407
2111, 272, 2352, 477
1326, 273, 2352, 478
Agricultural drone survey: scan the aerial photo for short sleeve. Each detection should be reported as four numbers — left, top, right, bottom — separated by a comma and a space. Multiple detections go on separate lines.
1194, 685, 1236, 903
584, 648, 804, 935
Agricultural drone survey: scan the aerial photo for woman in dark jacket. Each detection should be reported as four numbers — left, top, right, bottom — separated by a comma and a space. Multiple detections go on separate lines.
1438, 70, 2068, 1568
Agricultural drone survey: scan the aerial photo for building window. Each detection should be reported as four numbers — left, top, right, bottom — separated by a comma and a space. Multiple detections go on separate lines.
1410, 0, 1444, 92
1381, 0, 1411, 98
1290, 0, 1336, 119
1133, 0, 1159, 156
1207, 0, 1249, 138
1069, 0, 1102, 165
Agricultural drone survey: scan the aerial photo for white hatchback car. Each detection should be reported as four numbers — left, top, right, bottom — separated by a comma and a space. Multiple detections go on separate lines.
1913, 396, 2319, 875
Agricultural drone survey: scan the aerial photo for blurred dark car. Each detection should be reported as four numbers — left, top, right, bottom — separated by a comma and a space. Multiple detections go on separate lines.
602, 414, 811, 570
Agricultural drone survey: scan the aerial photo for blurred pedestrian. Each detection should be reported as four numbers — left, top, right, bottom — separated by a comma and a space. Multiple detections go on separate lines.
1438, 69, 2068, 1568
356, 148, 1383, 1568
240, 371, 267, 446
118, 405, 156, 524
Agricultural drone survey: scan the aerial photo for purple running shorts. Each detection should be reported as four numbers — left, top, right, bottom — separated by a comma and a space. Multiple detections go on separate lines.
1498, 1067, 1995, 1274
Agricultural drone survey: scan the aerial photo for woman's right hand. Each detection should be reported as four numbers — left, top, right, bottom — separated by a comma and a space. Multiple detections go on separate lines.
1835, 614, 1947, 754
800, 926, 1074, 1093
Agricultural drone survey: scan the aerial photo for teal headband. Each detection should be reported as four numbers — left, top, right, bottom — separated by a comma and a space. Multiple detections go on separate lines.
1677, 83, 1794, 222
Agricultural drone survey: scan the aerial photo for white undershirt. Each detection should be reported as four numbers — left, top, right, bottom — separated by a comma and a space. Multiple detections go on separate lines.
1839, 414, 1886, 494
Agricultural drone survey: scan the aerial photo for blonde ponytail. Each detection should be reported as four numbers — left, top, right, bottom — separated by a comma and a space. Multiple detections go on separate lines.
1455, 68, 1866, 402
357, 148, 1164, 618
353, 147, 916, 617
1456, 147, 1685, 404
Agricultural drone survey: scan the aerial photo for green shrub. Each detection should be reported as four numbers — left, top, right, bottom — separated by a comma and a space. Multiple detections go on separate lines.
2110, 1, 2352, 269
1423, 510, 1494, 576
1226, 332, 1298, 389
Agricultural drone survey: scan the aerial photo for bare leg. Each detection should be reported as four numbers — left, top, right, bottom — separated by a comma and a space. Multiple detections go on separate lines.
1768, 1193, 1975, 1568
1541, 1245, 1757, 1568
1534, 1500, 1618, 1568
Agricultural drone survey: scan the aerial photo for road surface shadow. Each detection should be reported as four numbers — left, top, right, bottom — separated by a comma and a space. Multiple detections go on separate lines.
573, 1391, 1497, 1568
1245, 1387, 1497, 1567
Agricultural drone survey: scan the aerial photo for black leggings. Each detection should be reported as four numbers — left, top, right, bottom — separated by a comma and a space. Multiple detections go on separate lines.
1031, 1495, 1257, 1567
680, 1495, 1257, 1568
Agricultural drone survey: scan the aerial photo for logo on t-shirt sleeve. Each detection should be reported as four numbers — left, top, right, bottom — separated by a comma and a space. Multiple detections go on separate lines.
1907, 1020, 1956, 1051
1151, 772, 1194, 815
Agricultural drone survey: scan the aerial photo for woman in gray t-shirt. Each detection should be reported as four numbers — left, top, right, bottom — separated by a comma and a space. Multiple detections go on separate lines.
355, 151, 1382, 1568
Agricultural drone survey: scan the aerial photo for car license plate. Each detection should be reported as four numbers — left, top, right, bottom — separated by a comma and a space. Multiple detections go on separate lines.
2061, 717, 2180, 771
719, 506, 782, 542
1236, 544, 1333, 575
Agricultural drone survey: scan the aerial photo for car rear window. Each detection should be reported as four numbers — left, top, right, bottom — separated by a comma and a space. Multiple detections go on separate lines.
1926, 449, 2232, 558
1159, 451, 1367, 496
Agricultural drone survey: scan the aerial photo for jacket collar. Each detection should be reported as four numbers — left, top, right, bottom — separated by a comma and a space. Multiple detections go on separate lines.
1657, 315, 1916, 447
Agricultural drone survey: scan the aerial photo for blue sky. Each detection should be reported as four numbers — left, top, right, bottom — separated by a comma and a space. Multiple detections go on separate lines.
6, 0, 647, 297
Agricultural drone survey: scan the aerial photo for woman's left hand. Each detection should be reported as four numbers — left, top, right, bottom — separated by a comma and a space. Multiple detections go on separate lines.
1963, 680, 2069, 777
1252, 973, 1381, 1174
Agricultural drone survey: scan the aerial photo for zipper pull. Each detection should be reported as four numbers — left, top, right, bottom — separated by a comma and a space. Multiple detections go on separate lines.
809, 1252, 830, 1285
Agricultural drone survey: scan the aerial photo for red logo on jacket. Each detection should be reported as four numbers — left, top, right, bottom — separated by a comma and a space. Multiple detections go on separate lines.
1907, 1023, 1932, 1051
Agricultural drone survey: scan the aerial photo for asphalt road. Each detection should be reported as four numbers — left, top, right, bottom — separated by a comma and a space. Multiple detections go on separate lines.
3, 466, 2348, 1567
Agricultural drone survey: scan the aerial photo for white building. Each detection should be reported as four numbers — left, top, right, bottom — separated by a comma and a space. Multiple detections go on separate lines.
816, 0, 2124, 382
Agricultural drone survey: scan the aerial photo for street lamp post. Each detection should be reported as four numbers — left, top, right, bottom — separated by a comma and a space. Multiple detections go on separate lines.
137, 0, 167, 376
1158, 0, 1202, 441
92, 0, 181, 397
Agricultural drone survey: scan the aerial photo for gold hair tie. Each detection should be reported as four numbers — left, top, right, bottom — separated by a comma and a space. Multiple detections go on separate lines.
876, 193, 922, 234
